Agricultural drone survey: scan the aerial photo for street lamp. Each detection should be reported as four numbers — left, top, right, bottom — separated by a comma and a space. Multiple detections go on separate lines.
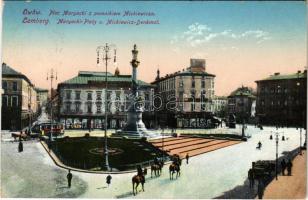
162, 127, 164, 162
47, 68, 57, 141
97, 43, 117, 171
27, 85, 32, 134
240, 92, 245, 138
275, 131, 280, 180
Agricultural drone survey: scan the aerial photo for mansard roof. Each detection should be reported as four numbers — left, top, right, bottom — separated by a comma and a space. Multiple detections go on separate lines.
60, 70, 151, 87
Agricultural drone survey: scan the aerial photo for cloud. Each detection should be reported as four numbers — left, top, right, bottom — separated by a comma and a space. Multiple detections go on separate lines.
171, 23, 271, 47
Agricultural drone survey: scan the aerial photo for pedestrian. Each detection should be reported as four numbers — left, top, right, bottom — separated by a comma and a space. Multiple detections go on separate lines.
257, 178, 264, 199
18, 140, 23, 152
281, 159, 286, 176
287, 159, 293, 176
186, 153, 189, 164
106, 174, 112, 187
67, 169, 72, 188
248, 168, 255, 188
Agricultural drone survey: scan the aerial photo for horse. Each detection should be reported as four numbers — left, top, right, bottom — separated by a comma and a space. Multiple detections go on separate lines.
169, 162, 180, 180
132, 174, 145, 196
151, 161, 164, 178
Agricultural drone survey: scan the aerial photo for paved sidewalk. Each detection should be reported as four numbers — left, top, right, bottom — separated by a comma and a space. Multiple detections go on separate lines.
263, 150, 307, 199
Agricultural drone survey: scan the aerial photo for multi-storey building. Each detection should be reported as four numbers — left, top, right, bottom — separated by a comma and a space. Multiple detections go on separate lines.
2, 63, 37, 130
35, 87, 48, 108
227, 86, 256, 123
211, 96, 228, 117
255, 70, 307, 127
151, 59, 216, 128
57, 70, 155, 129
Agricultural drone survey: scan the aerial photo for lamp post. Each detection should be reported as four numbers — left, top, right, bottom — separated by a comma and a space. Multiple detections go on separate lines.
162, 127, 164, 162
47, 68, 57, 141
97, 43, 117, 171
240, 92, 245, 138
27, 85, 32, 134
275, 131, 279, 180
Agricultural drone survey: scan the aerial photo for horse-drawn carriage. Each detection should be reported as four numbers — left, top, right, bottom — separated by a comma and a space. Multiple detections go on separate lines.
11, 132, 28, 140
252, 160, 275, 179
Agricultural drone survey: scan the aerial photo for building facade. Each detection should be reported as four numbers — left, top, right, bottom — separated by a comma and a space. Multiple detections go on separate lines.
151, 58, 216, 128
211, 96, 228, 117
2, 63, 38, 130
255, 70, 307, 127
57, 70, 155, 129
227, 86, 256, 123
35, 87, 48, 108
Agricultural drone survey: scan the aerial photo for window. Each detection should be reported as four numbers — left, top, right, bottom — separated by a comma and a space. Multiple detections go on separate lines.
201, 79, 205, 88
179, 92, 184, 102
116, 91, 121, 100
75, 102, 81, 112
284, 100, 288, 106
66, 90, 71, 99
87, 92, 92, 100
191, 91, 195, 100
179, 77, 184, 87
12, 82, 17, 91
65, 102, 71, 112
201, 103, 206, 111
75, 91, 81, 100
107, 92, 111, 101
2, 95, 8, 106
191, 91, 195, 111
2, 81, 7, 90
12, 96, 18, 107
191, 77, 195, 88
96, 91, 102, 100
191, 102, 195, 111
145, 93, 149, 101
96, 103, 102, 113
87, 103, 92, 113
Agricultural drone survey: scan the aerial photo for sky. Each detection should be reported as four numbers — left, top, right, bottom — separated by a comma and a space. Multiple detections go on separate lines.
2, 1, 307, 96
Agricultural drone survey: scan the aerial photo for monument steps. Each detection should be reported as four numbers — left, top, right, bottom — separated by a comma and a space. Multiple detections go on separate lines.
170, 140, 238, 156
151, 137, 204, 147
176, 140, 242, 158
160, 139, 218, 151
149, 136, 241, 159
150, 136, 191, 143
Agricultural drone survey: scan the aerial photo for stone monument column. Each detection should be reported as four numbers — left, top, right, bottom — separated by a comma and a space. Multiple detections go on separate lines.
119, 44, 159, 138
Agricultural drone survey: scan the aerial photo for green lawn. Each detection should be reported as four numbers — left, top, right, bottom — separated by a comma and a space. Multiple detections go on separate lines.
51, 137, 163, 171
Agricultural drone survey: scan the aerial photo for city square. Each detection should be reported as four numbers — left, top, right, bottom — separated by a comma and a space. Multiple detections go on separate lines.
1, 126, 306, 198
1, 1, 307, 199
